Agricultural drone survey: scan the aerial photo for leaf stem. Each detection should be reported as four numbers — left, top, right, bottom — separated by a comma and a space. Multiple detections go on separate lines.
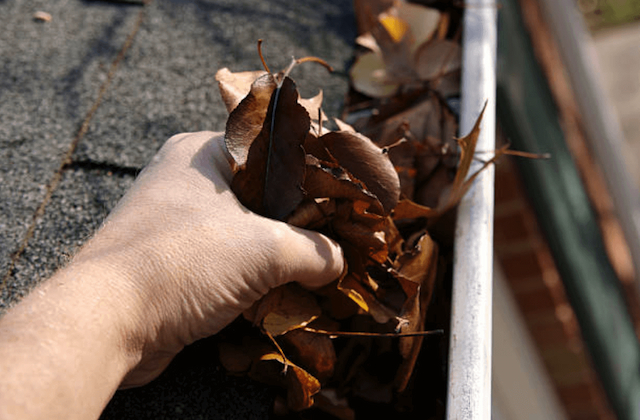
257, 39, 271, 74
302, 327, 444, 338
295, 56, 334, 73
266, 331, 289, 374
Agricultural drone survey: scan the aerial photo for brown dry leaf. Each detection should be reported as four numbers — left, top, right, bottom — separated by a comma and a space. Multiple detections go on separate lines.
303, 132, 334, 162
366, 264, 419, 318
431, 68, 461, 98
281, 328, 337, 383
353, 0, 394, 35
413, 39, 461, 81
216, 30, 469, 415
362, 95, 459, 197
416, 164, 454, 210
314, 282, 360, 320
392, 198, 438, 220
298, 90, 326, 122
355, 32, 381, 55
339, 273, 397, 324
303, 155, 384, 215
334, 118, 357, 133
250, 351, 321, 411
215, 68, 267, 113
436, 9, 451, 40
333, 219, 388, 264
285, 198, 336, 230
384, 215, 405, 258
392, 104, 487, 220
321, 131, 400, 214
434, 102, 487, 214
224, 73, 277, 167
252, 283, 322, 336
332, 200, 389, 264
394, 232, 439, 391
338, 245, 400, 324
231, 76, 310, 220
362, 94, 439, 145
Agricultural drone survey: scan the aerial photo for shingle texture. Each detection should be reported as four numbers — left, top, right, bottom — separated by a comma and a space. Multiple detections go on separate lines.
0, 0, 355, 417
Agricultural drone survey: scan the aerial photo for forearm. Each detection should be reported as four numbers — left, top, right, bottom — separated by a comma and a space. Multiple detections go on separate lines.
0, 261, 140, 420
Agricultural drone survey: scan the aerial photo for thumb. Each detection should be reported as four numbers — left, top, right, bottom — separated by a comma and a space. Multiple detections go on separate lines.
273, 224, 346, 290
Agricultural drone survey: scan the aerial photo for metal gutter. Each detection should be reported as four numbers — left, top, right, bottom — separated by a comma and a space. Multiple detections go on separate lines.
446, 1, 497, 418
496, 0, 640, 418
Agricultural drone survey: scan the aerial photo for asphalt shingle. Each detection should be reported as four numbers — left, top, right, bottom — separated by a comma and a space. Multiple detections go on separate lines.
0, 0, 355, 417
0, 0, 141, 280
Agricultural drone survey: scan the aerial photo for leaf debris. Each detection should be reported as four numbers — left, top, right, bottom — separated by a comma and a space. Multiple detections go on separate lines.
213, 2, 508, 416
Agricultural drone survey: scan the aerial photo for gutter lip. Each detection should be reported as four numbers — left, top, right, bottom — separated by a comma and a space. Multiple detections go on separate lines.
446, 1, 498, 419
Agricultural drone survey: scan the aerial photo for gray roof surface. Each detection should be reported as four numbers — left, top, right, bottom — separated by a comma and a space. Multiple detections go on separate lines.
0, 0, 355, 417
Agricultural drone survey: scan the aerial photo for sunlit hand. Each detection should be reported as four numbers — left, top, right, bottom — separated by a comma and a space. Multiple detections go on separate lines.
0, 131, 344, 420
85, 131, 345, 387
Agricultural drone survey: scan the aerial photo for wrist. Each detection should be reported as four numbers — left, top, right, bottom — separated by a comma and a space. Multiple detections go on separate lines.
0, 258, 141, 419
70, 230, 196, 387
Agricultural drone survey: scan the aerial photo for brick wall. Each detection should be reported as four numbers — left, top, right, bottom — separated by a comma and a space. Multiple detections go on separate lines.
494, 155, 615, 420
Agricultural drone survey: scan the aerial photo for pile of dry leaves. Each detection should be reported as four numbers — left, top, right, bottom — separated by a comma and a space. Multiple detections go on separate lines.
212, 1, 499, 418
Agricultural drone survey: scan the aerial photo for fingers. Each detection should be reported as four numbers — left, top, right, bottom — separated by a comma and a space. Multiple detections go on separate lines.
149, 131, 347, 290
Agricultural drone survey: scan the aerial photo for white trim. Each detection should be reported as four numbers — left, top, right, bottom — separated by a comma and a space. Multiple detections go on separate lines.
492, 263, 568, 420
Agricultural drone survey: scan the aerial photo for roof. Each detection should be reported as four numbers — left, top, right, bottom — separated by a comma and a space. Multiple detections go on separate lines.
0, 0, 354, 418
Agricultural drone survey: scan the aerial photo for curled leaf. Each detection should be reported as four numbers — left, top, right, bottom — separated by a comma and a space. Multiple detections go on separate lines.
286, 198, 336, 230
304, 155, 384, 215
216, 68, 268, 114
394, 232, 439, 391
224, 73, 277, 168
250, 351, 321, 411
321, 131, 401, 214
231, 76, 310, 220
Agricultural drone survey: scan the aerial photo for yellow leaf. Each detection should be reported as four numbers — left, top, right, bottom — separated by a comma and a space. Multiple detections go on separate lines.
379, 14, 409, 42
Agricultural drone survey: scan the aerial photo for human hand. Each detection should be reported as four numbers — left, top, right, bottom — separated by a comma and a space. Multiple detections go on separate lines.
74, 131, 345, 388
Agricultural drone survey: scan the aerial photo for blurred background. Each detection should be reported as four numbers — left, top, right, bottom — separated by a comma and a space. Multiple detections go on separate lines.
492, 1, 640, 419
